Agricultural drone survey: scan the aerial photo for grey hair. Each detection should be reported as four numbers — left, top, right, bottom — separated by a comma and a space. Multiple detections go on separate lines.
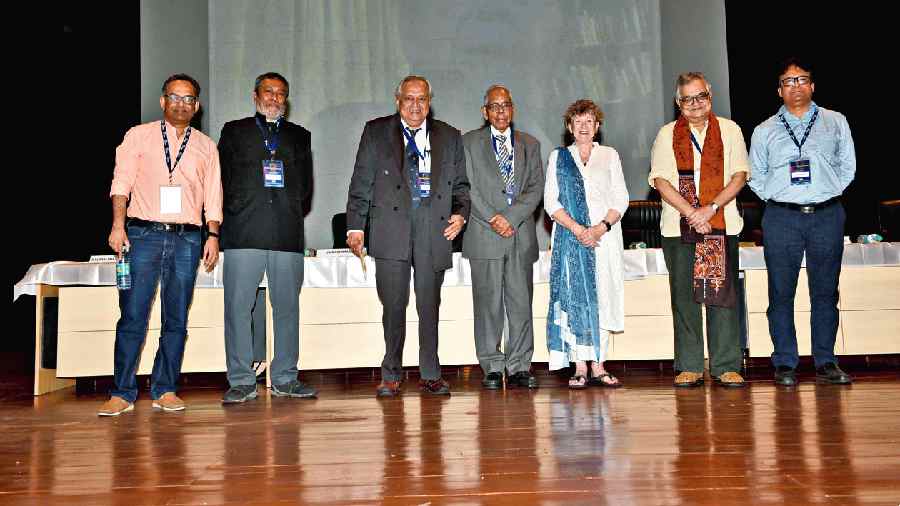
483, 84, 513, 105
395, 75, 433, 99
674, 72, 711, 101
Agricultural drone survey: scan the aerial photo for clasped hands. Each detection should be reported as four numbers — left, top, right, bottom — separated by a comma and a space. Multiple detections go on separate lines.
685, 205, 715, 235
570, 222, 606, 248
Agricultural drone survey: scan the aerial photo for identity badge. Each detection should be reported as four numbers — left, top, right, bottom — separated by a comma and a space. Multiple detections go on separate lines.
417, 170, 431, 198
789, 158, 811, 186
263, 159, 285, 188
159, 185, 183, 214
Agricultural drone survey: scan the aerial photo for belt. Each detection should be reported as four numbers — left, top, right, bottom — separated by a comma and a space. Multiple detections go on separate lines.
767, 196, 840, 214
127, 218, 201, 233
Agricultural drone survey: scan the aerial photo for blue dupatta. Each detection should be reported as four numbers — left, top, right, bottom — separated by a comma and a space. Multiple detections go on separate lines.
546, 147, 602, 362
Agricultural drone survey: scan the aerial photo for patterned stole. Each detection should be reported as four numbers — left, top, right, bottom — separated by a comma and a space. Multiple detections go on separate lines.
546, 148, 603, 361
673, 113, 735, 308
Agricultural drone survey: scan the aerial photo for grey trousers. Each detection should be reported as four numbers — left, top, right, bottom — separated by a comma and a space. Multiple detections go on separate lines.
224, 249, 304, 386
469, 244, 535, 375
375, 201, 444, 382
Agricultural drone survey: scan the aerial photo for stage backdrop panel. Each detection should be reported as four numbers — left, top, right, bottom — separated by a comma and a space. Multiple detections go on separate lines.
208, 0, 664, 249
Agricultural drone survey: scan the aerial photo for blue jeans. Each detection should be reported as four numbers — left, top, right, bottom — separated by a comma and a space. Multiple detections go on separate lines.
111, 222, 202, 402
762, 202, 845, 369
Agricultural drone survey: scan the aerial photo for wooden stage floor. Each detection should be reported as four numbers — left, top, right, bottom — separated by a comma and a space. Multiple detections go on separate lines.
1, 368, 899, 505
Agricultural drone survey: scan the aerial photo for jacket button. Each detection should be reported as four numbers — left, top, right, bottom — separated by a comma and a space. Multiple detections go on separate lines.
396, 185, 401, 190
440, 216, 445, 221
393, 206, 398, 211
448, 181, 451, 186
500, 190, 505, 194
437, 194, 442, 199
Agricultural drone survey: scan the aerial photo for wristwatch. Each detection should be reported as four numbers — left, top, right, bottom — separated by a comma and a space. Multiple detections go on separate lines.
600, 219, 612, 232
710, 202, 720, 213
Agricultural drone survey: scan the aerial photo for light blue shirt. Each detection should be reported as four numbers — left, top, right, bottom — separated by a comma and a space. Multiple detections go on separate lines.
749, 102, 855, 204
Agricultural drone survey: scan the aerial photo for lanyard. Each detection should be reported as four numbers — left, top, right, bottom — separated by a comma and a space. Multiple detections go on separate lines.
689, 132, 703, 155
779, 107, 819, 157
402, 126, 427, 160
491, 129, 515, 158
255, 116, 282, 158
161, 121, 191, 181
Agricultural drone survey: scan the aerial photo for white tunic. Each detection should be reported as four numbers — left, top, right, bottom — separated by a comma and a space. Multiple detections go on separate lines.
544, 143, 629, 336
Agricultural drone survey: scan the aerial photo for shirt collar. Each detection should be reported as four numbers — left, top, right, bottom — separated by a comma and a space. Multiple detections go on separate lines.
779, 101, 818, 122
490, 125, 511, 139
400, 117, 427, 133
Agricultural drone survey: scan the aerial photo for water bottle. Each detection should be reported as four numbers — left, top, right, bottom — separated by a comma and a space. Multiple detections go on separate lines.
856, 234, 883, 244
116, 245, 132, 290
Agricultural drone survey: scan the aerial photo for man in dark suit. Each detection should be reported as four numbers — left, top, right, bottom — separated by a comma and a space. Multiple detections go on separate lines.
219, 72, 317, 403
346, 75, 470, 397
462, 85, 544, 390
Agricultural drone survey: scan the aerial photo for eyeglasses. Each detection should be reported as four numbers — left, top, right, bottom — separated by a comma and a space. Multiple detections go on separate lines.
485, 102, 513, 113
780, 75, 811, 87
164, 93, 198, 105
401, 96, 429, 106
678, 92, 710, 106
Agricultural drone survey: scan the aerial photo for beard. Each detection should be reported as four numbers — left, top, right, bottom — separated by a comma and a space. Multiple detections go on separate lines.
257, 102, 286, 120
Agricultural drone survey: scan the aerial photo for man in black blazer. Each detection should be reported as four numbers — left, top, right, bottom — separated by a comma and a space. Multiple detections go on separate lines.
346, 75, 470, 397
219, 72, 317, 403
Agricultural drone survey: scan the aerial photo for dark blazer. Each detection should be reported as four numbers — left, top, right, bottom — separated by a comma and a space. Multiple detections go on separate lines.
461, 125, 543, 263
346, 113, 470, 271
218, 114, 312, 253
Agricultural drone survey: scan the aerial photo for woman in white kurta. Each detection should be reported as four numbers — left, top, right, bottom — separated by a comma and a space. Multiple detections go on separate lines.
544, 99, 629, 388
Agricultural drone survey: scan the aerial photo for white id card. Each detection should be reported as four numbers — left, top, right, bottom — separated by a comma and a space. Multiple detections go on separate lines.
160, 185, 183, 214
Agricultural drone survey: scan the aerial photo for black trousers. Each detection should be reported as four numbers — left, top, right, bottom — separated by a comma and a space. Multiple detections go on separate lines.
375, 200, 445, 381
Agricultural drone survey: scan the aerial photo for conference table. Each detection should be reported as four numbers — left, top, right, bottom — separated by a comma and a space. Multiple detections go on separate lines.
15, 243, 900, 395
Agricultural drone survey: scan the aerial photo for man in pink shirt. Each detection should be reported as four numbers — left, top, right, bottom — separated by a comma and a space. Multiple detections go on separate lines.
98, 74, 223, 416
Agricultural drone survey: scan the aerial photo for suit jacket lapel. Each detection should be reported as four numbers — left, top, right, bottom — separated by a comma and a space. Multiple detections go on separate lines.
480, 127, 500, 188
389, 114, 404, 179
513, 129, 525, 185
427, 120, 442, 192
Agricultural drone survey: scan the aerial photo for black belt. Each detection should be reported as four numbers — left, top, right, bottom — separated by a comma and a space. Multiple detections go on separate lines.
127, 218, 201, 233
768, 196, 840, 214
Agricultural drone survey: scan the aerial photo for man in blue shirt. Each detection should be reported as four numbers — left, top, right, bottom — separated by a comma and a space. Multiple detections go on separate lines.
749, 58, 856, 386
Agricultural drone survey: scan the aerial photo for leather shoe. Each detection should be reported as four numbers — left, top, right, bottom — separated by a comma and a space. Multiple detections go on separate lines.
376, 380, 402, 397
482, 372, 503, 390
816, 363, 852, 385
419, 378, 451, 396
507, 370, 539, 389
674, 371, 704, 387
774, 366, 797, 386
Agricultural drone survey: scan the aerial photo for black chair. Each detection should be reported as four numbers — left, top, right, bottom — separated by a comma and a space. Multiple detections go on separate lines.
621, 200, 662, 248
737, 200, 763, 245
879, 200, 900, 241
332, 212, 370, 250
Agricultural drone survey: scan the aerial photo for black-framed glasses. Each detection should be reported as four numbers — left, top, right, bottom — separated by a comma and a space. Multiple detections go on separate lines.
485, 102, 513, 113
780, 75, 811, 87
164, 93, 198, 105
678, 92, 710, 106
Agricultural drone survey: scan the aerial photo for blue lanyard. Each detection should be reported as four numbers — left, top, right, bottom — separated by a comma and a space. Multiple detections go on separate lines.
779, 107, 819, 157
255, 116, 282, 158
689, 132, 703, 154
402, 126, 427, 160
160, 121, 191, 180
491, 129, 515, 158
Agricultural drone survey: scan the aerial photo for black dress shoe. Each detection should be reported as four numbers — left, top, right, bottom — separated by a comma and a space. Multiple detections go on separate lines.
774, 366, 797, 386
816, 363, 852, 384
482, 372, 503, 390
508, 371, 539, 389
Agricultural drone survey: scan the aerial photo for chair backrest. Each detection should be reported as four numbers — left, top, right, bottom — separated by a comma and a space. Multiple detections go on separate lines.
331, 212, 347, 249
621, 200, 662, 248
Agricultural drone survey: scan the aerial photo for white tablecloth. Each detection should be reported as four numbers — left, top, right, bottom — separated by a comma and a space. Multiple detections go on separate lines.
14, 243, 900, 301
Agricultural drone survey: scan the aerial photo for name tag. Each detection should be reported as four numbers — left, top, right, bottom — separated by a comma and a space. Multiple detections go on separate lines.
417, 169, 431, 197
263, 160, 285, 188
789, 159, 811, 186
159, 185, 182, 214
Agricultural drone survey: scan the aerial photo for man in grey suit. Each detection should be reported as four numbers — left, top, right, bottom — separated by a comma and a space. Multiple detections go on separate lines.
346, 75, 471, 397
462, 85, 544, 389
